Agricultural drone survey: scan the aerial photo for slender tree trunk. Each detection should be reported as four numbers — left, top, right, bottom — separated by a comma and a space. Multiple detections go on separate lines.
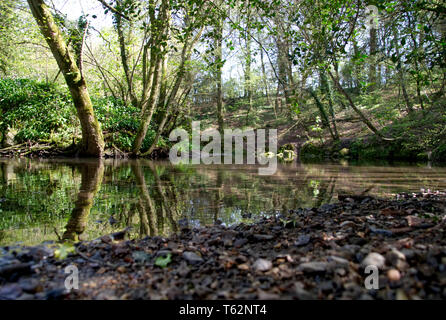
368, 27, 377, 91
413, 32, 424, 110
244, 19, 253, 124
259, 34, 274, 117
115, 13, 138, 107
132, 0, 170, 154
394, 31, 413, 113
320, 70, 339, 141
215, 16, 224, 134
353, 40, 361, 93
308, 88, 336, 141
145, 27, 203, 155
27, 0, 104, 157
328, 70, 392, 141
132, 54, 164, 153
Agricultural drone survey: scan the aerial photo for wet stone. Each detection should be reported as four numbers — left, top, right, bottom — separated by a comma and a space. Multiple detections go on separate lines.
183, 251, 204, 265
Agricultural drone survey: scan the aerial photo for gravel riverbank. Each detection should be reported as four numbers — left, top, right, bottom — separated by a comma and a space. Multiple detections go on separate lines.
1, 191, 445, 300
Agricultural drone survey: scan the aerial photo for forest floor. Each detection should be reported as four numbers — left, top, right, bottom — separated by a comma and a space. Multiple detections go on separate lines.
1, 191, 445, 300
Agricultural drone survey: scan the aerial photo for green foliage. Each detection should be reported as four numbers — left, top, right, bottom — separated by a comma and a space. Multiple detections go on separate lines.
54, 242, 76, 260
0, 78, 171, 152
94, 97, 139, 133
154, 253, 172, 268
0, 78, 75, 143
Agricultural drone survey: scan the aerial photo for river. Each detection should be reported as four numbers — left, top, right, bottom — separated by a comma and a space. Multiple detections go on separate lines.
1, 158, 445, 246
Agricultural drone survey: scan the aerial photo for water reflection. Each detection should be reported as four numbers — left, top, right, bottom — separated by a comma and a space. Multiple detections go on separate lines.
1, 158, 446, 245
63, 161, 104, 241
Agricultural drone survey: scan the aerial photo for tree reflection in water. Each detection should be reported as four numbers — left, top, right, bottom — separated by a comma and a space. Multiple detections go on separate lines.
63, 160, 104, 241
2, 159, 446, 245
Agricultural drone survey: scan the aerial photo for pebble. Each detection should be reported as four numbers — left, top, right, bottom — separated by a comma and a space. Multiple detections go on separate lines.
298, 261, 328, 273
253, 259, 272, 272
328, 256, 350, 267
0, 283, 22, 299
253, 234, 274, 241
182, 251, 204, 265
386, 249, 407, 270
237, 263, 250, 271
294, 282, 315, 300
117, 266, 126, 273
295, 234, 310, 246
234, 238, 248, 248
387, 269, 401, 282
340, 221, 356, 228
18, 278, 41, 293
361, 252, 386, 269
17, 293, 35, 300
401, 249, 415, 260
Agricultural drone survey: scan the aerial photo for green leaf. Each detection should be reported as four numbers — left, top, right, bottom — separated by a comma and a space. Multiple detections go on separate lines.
155, 253, 172, 268
54, 242, 75, 260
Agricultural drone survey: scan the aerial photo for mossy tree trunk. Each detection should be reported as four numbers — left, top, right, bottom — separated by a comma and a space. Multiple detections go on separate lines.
214, 15, 225, 135
27, 0, 104, 157
320, 70, 339, 141
131, 0, 170, 155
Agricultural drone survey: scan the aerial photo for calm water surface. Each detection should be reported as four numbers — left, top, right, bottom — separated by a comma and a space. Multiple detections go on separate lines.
1, 158, 446, 246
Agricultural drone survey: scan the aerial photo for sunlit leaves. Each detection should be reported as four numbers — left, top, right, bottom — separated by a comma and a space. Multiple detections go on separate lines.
54, 242, 76, 260
154, 253, 172, 268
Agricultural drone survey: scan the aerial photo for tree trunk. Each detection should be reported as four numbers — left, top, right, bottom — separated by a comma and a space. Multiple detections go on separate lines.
368, 27, 377, 91
145, 27, 202, 155
328, 70, 392, 141
132, 53, 164, 154
353, 40, 361, 93
132, 0, 170, 154
308, 88, 336, 141
244, 18, 253, 124
115, 13, 138, 107
215, 16, 224, 134
27, 0, 104, 157
394, 30, 413, 113
259, 33, 274, 117
320, 70, 339, 141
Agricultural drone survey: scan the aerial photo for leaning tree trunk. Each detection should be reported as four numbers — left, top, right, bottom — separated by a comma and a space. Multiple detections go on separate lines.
328, 70, 392, 141
27, 0, 104, 157
308, 89, 336, 142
